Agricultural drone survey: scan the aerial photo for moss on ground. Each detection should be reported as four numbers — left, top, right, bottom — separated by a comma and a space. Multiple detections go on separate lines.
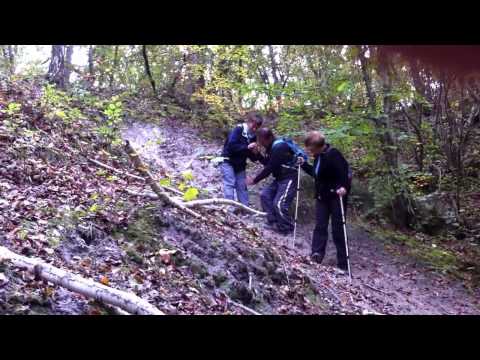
357, 221, 462, 278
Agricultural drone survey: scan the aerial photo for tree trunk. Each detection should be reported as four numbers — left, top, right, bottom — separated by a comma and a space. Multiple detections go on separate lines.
142, 45, 157, 95
378, 59, 398, 169
357, 45, 376, 112
86, 45, 95, 88
64, 45, 74, 88
267, 45, 282, 106
110, 45, 119, 90
7, 45, 15, 75
47, 45, 66, 89
88, 45, 95, 76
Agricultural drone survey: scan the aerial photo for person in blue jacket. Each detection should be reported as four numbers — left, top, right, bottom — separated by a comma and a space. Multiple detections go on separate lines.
246, 128, 301, 235
220, 112, 264, 208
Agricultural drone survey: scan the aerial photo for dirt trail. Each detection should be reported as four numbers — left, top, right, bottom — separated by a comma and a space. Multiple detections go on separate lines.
122, 118, 480, 315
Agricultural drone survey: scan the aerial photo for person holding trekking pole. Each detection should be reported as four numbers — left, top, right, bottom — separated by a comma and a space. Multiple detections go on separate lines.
299, 131, 352, 274
246, 128, 307, 236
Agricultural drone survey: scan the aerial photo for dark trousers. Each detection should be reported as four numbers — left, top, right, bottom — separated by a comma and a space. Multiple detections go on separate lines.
260, 176, 297, 233
312, 196, 348, 269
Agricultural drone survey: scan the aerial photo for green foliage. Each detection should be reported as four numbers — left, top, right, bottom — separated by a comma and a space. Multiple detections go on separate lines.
159, 178, 172, 187
183, 187, 199, 201
1, 102, 22, 115
0, 102, 23, 132
178, 182, 187, 192
95, 96, 123, 143
181, 170, 194, 182
368, 164, 416, 222
104, 98, 123, 122
40, 84, 86, 124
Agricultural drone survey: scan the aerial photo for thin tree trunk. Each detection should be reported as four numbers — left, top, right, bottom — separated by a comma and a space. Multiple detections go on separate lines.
47, 45, 66, 89
7, 45, 15, 75
142, 45, 157, 95
109, 45, 119, 90
378, 59, 398, 169
88, 45, 95, 77
267, 45, 282, 106
64, 45, 74, 88
357, 45, 376, 111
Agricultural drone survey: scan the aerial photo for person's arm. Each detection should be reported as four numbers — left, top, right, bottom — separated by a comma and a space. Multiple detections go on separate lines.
225, 126, 249, 156
330, 149, 349, 191
252, 143, 290, 184
301, 161, 315, 177
247, 150, 264, 162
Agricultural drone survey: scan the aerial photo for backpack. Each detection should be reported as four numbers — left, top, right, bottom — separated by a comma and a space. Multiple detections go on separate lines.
272, 138, 308, 167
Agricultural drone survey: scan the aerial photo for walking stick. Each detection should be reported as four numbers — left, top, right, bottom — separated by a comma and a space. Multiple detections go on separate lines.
292, 163, 301, 249
339, 194, 352, 283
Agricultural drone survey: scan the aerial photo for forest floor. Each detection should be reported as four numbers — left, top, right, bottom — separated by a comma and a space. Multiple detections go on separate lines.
121, 117, 480, 315
1, 81, 479, 315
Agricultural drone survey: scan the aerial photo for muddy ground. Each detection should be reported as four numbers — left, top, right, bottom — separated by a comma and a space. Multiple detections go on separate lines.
1, 81, 479, 315
122, 117, 480, 315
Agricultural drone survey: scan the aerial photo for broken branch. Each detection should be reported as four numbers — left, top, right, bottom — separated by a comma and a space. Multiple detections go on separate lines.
228, 299, 262, 315
88, 157, 145, 181
88, 157, 183, 196
363, 283, 390, 296
183, 198, 266, 216
125, 140, 203, 219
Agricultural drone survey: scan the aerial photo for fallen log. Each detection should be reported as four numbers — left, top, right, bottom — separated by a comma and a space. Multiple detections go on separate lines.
0, 246, 163, 315
125, 140, 203, 219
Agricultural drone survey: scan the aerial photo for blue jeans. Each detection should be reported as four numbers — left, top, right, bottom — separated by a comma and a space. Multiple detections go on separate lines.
220, 162, 249, 206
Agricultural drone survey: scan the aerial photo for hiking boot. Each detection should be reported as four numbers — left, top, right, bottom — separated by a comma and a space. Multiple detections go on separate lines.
335, 264, 348, 275
311, 252, 324, 264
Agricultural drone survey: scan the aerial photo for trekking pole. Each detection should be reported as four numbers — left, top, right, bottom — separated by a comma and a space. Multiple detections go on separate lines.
292, 163, 301, 249
339, 194, 352, 283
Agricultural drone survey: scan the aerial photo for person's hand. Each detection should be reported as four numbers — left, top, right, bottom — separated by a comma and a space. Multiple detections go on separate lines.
336, 187, 347, 197
248, 143, 259, 154
246, 176, 255, 186
296, 156, 305, 166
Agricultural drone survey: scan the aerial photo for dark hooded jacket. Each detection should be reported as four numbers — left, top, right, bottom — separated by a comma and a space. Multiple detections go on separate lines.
301, 144, 350, 200
221, 124, 260, 173
252, 138, 298, 184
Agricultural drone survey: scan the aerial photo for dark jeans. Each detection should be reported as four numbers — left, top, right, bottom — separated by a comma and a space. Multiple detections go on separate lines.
312, 196, 348, 269
260, 176, 297, 233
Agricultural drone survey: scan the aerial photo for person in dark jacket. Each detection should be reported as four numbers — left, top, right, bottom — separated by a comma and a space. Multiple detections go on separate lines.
300, 131, 351, 271
220, 112, 263, 207
246, 128, 299, 235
